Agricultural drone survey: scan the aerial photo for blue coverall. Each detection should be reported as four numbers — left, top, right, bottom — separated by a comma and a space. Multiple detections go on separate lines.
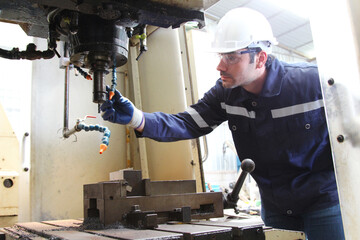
138, 58, 343, 239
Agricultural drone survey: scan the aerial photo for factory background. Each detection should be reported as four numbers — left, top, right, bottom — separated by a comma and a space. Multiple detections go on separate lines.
0, 0, 359, 238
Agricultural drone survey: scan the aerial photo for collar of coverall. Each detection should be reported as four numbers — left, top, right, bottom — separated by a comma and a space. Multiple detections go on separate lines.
258, 57, 285, 97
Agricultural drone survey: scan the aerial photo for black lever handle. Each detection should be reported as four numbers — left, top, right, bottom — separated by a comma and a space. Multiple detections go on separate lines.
223, 158, 255, 213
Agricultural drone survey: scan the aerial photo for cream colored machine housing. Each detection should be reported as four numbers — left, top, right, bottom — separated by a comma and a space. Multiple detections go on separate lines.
310, 0, 360, 239
0, 104, 19, 227
27, 25, 203, 222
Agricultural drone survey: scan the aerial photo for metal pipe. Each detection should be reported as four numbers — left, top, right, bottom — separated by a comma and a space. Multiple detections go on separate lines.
63, 125, 78, 138
196, 138, 206, 192
0, 44, 55, 60
63, 65, 71, 138
125, 72, 132, 168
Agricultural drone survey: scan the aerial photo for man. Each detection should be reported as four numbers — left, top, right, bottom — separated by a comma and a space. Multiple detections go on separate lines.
101, 7, 345, 240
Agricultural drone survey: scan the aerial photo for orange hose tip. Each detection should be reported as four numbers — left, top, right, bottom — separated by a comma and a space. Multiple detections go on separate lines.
109, 91, 115, 100
99, 144, 108, 154
86, 75, 92, 80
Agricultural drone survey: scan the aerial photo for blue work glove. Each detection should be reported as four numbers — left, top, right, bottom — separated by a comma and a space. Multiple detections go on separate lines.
100, 87, 144, 129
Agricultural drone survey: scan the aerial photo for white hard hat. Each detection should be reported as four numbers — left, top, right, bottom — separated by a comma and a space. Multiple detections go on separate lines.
211, 8, 277, 53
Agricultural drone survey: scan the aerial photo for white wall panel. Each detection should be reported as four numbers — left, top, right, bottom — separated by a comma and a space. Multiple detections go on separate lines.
30, 38, 126, 221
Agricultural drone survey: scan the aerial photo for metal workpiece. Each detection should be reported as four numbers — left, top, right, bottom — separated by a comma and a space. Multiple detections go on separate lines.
83, 170, 223, 229
194, 218, 265, 240
88, 228, 184, 240
156, 223, 232, 240
193, 218, 306, 240
109, 170, 197, 197
144, 179, 197, 196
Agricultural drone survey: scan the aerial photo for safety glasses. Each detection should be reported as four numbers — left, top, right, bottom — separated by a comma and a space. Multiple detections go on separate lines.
218, 48, 261, 65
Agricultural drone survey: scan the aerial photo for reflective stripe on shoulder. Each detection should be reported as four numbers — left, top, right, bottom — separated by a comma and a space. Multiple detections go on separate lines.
271, 99, 324, 118
185, 107, 209, 128
221, 102, 256, 118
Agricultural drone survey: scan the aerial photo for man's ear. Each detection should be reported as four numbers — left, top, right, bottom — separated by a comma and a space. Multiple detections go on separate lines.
256, 51, 268, 69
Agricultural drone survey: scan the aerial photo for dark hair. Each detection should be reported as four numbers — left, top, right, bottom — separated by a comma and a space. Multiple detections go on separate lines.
249, 48, 275, 69
265, 54, 275, 69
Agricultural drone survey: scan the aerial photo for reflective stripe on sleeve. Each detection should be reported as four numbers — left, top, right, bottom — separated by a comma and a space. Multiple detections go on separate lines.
271, 99, 324, 118
221, 102, 256, 118
185, 107, 209, 128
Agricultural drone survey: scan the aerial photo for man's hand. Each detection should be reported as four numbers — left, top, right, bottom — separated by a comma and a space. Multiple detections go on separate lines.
101, 87, 144, 130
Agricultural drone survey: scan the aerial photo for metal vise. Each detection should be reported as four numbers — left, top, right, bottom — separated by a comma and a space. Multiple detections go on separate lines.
83, 170, 223, 229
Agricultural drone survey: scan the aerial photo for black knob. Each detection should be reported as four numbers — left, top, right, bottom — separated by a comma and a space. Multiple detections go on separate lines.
241, 158, 255, 173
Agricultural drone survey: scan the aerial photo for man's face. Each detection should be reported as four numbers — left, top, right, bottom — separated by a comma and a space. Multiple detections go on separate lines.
216, 49, 258, 89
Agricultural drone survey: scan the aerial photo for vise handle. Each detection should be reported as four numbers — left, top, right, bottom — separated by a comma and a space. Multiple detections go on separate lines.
223, 158, 255, 213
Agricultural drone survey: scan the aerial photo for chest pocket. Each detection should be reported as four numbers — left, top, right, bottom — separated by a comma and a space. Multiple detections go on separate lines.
274, 110, 327, 155
287, 110, 325, 132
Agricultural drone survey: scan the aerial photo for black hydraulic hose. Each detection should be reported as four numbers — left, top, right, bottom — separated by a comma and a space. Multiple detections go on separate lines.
0, 43, 55, 60
0, 48, 18, 59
